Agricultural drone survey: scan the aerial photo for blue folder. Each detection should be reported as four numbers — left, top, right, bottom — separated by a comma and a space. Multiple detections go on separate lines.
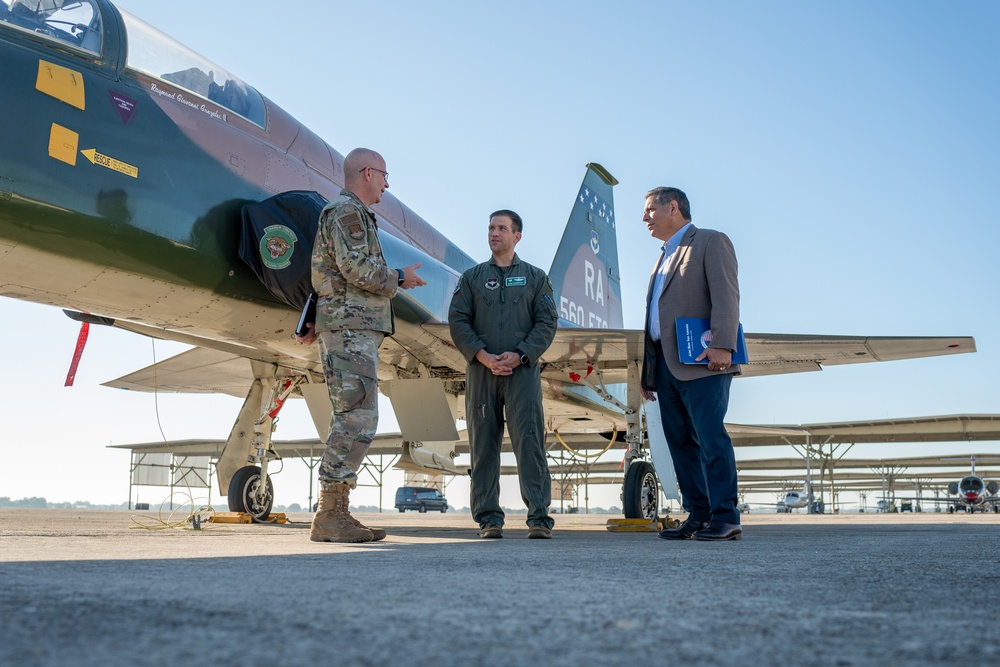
675, 318, 748, 364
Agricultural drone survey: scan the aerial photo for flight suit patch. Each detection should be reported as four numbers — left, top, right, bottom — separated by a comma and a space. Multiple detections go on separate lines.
505, 277, 526, 287
485, 277, 500, 290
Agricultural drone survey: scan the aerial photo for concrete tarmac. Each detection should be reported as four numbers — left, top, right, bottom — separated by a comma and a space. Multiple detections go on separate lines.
2, 508, 998, 666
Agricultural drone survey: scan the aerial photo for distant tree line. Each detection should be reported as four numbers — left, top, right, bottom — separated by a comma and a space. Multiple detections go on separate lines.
0, 496, 623, 514
0, 497, 130, 509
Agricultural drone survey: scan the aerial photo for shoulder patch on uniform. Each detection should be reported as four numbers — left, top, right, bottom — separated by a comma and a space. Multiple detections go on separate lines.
335, 207, 362, 221
336, 211, 366, 241
336, 211, 363, 227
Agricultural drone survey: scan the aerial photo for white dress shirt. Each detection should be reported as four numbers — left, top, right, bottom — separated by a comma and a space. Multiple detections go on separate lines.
648, 222, 691, 342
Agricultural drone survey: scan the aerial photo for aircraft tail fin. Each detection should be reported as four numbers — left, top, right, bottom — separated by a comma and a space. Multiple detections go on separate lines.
548, 163, 623, 328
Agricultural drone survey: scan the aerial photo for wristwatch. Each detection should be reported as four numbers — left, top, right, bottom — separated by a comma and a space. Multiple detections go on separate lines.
397, 268, 405, 286
518, 351, 529, 366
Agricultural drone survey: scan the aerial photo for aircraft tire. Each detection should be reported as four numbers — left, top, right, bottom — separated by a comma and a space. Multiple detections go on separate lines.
622, 461, 658, 520
227, 465, 274, 521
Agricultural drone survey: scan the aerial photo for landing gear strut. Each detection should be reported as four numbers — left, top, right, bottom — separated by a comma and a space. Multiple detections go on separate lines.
220, 372, 304, 521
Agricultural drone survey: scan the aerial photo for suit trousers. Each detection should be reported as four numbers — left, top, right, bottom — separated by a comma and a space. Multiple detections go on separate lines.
652, 344, 740, 524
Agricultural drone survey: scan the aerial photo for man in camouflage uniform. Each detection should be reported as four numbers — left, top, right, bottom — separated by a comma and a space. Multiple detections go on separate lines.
302, 147, 425, 543
448, 210, 558, 539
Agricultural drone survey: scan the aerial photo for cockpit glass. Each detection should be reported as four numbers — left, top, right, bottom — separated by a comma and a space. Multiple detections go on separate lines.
0, 0, 102, 53
119, 8, 265, 128
959, 477, 984, 493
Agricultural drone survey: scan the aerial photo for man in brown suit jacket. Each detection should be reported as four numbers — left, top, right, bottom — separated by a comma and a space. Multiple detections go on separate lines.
639, 187, 743, 541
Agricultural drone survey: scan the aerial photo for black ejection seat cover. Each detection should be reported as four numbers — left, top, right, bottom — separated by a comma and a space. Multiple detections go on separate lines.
238, 190, 327, 310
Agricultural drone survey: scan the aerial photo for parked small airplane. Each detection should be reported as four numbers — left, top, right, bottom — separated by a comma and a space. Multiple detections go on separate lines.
743, 481, 812, 513
776, 483, 811, 513
877, 457, 1000, 514
933, 457, 999, 513
0, 0, 976, 520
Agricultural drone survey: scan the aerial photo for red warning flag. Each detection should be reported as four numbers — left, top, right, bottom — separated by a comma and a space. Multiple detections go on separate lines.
64, 321, 90, 387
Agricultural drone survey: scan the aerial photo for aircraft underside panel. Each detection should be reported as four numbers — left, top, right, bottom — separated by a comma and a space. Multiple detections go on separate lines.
643, 404, 679, 500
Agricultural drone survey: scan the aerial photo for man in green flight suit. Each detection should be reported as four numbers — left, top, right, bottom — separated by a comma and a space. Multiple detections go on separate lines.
299, 147, 425, 543
448, 210, 558, 539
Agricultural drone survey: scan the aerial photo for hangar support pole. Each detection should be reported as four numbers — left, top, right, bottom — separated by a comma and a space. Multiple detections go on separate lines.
289, 443, 319, 512
359, 454, 398, 511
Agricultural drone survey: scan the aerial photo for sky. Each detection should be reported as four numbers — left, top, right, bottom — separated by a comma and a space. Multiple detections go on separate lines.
2, 1, 999, 513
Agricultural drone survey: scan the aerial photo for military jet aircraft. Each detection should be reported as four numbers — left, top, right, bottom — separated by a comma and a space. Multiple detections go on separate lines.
0, 0, 976, 520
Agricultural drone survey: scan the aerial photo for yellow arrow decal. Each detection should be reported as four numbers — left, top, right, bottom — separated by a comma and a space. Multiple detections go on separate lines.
80, 148, 138, 178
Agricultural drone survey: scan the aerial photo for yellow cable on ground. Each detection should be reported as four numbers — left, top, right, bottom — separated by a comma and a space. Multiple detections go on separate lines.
139, 338, 294, 527
553, 425, 618, 459
130, 340, 230, 531
129, 490, 232, 532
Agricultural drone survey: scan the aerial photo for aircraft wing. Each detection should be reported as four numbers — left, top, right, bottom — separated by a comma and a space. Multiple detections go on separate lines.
419, 325, 975, 384
413, 326, 978, 438
536, 328, 645, 385
740, 333, 975, 377
102, 347, 268, 397
107, 434, 406, 458
104, 327, 975, 402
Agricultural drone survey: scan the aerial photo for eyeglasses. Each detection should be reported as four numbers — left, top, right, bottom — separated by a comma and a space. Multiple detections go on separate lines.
359, 166, 389, 182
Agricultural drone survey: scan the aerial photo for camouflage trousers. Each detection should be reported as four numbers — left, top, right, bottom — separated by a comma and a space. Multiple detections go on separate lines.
317, 329, 383, 490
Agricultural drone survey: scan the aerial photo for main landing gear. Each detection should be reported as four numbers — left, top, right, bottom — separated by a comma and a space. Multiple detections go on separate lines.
219, 371, 304, 522
228, 465, 274, 520
623, 460, 659, 520
570, 359, 665, 521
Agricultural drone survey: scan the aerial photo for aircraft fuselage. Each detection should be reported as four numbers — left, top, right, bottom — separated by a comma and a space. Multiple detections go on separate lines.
0, 0, 473, 373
